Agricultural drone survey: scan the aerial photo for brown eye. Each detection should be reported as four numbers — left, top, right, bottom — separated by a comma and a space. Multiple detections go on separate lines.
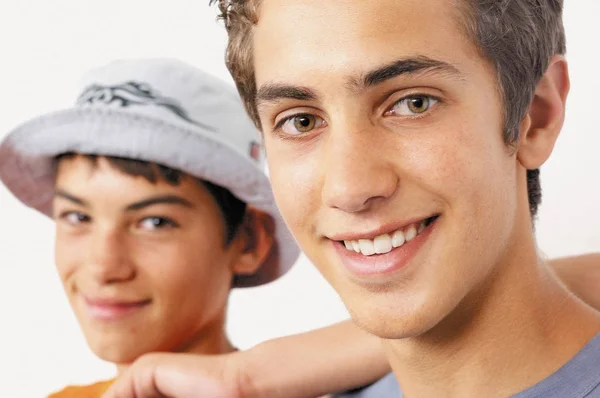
139, 217, 178, 231
60, 211, 91, 225
280, 114, 325, 136
407, 96, 430, 113
293, 115, 316, 132
387, 95, 437, 116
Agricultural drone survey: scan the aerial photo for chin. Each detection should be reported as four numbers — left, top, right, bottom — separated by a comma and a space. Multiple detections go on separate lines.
86, 335, 149, 365
345, 288, 460, 340
350, 310, 438, 340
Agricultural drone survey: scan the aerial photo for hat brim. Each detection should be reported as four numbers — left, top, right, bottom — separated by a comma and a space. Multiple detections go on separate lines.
0, 107, 299, 287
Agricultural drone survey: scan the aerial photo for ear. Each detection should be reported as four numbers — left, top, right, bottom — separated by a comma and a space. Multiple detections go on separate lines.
517, 55, 570, 169
230, 208, 275, 276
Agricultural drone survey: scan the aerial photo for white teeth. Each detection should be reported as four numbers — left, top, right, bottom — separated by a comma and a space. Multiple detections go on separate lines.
392, 230, 405, 248
374, 234, 393, 254
342, 219, 429, 256
358, 239, 376, 256
405, 225, 417, 242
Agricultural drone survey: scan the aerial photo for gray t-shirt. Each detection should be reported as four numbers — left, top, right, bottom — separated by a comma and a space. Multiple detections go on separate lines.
334, 333, 600, 397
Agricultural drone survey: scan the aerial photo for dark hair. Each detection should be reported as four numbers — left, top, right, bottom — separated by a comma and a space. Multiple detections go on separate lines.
55, 153, 247, 244
211, 0, 566, 218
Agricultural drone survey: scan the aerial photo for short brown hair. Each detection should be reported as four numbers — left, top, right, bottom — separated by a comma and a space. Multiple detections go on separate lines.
210, 0, 566, 218
55, 153, 247, 244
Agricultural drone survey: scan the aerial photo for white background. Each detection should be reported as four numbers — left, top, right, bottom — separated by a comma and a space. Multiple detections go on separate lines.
0, 1, 597, 397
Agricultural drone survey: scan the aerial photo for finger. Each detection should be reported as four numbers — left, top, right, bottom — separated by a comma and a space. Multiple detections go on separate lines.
103, 363, 164, 398
153, 363, 236, 398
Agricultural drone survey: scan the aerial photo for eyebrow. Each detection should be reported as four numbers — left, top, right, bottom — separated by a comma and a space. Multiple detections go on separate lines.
256, 84, 318, 109
54, 189, 88, 207
54, 190, 193, 211
254, 56, 464, 109
353, 56, 465, 92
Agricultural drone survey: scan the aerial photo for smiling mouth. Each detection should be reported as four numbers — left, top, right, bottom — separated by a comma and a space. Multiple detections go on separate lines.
84, 298, 152, 320
339, 215, 439, 256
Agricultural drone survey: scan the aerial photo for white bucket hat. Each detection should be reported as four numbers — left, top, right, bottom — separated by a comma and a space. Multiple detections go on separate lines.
0, 58, 299, 287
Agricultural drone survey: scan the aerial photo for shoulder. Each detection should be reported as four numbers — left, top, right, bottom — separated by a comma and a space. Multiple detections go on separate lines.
332, 373, 402, 398
47, 379, 115, 398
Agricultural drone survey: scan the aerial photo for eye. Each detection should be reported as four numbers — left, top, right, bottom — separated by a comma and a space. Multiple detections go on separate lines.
386, 95, 438, 117
59, 211, 91, 226
277, 114, 326, 136
138, 217, 178, 231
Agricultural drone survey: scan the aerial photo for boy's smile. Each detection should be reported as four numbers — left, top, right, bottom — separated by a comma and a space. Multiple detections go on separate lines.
331, 215, 439, 278
80, 295, 152, 322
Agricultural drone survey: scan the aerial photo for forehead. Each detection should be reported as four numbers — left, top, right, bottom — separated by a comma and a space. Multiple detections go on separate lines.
253, 0, 480, 87
54, 156, 204, 202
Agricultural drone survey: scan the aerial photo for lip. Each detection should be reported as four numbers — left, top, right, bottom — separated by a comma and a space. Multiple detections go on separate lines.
328, 215, 437, 241
332, 216, 438, 277
83, 297, 152, 321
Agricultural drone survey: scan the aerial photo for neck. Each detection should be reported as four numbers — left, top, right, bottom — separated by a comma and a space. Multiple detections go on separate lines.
175, 315, 237, 356
116, 311, 235, 375
385, 225, 600, 397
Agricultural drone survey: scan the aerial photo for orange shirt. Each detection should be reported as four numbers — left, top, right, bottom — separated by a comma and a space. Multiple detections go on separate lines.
47, 379, 115, 398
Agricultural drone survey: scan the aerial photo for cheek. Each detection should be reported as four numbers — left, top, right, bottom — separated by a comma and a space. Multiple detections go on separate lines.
266, 139, 322, 238
405, 121, 518, 261
445, 131, 515, 217
141, 239, 232, 311
404, 113, 512, 207
54, 232, 85, 285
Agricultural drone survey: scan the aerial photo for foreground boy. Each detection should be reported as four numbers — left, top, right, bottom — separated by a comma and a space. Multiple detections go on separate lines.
211, 0, 600, 396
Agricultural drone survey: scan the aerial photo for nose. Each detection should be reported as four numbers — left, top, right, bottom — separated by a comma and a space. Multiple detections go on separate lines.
321, 124, 398, 213
84, 226, 135, 284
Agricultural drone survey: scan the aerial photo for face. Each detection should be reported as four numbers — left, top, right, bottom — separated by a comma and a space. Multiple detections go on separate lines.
53, 156, 243, 363
253, 0, 530, 338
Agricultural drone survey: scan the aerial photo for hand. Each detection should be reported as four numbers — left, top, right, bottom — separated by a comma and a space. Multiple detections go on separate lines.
102, 351, 254, 398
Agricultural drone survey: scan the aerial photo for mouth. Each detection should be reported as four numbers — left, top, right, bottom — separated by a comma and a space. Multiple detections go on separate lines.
332, 215, 439, 277
83, 297, 152, 321
339, 215, 438, 256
